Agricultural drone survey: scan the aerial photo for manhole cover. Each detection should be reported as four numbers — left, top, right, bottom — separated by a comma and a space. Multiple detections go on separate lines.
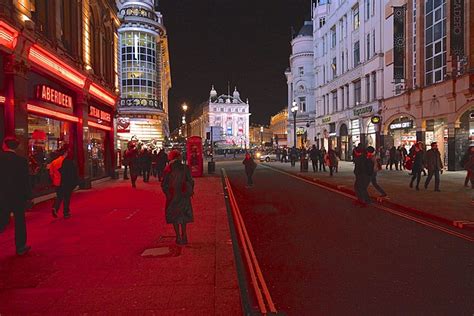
141, 247, 171, 257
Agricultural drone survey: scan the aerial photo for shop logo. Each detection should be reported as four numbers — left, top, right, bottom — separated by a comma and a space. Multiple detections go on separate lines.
371, 116, 381, 124
389, 120, 413, 130
89, 106, 111, 123
36, 85, 73, 108
322, 117, 331, 123
353, 105, 373, 117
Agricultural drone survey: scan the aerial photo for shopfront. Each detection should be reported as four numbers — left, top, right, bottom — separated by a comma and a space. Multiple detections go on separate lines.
425, 118, 448, 165
350, 119, 361, 149
338, 123, 349, 161
88, 104, 113, 180
366, 121, 376, 148
386, 117, 417, 152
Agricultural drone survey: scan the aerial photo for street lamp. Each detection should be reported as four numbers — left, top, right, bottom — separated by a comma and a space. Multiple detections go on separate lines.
260, 126, 264, 148
182, 103, 188, 137
291, 101, 298, 148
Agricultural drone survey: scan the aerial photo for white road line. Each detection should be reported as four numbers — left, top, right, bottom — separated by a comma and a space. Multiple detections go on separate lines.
263, 164, 474, 244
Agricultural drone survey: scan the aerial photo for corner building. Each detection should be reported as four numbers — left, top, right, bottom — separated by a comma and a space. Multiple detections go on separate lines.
116, 0, 171, 149
0, 0, 119, 197
381, 0, 474, 170
312, 0, 385, 161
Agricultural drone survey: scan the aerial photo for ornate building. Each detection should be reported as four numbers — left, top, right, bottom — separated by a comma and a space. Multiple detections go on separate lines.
116, 0, 171, 149
0, 0, 119, 195
189, 86, 250, 148
270, 108, 288, 147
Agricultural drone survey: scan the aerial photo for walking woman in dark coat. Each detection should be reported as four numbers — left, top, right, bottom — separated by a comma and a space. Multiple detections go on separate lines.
243, 152, 257, 187
409, 142, 424, 191
161, 150, 194, 245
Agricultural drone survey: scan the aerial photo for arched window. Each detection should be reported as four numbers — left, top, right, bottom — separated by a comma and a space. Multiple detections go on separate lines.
89, 6, 99, 72
32, 0, 52, 39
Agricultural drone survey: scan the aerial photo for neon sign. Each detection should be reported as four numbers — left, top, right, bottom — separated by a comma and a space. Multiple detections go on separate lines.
27, 104, 79, 123
89, 83, 116, 107
88, 120, 112, 131
89, 106, 111, 123
36, 85, 73, 108
0, 20, 19, 49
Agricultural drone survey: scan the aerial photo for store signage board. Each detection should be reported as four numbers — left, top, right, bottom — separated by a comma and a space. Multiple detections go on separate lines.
322, 117, 331, 123
371, 116, 381, 124
389, 120, 413, 130
36, 85, 73, 109
354, 105, 373, 117
296, 127, 305, 135
89, 106, 111, 123
117, 117, 130, 133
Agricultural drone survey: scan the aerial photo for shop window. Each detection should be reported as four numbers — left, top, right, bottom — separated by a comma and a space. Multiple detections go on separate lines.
88, 128, 107, 179
424, 0, 447, 85
28, 115, 72, 196
32, 0, 52, 39
353, 41, 360, 66
353, 5, 360, 30
354, 80, 361, 105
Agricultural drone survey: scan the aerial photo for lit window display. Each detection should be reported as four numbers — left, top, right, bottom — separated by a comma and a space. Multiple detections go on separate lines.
28, 114, 72, 195
88, 127, 107, 179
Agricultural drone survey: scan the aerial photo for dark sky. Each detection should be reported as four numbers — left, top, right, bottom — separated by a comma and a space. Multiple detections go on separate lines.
160, 0, 312, 130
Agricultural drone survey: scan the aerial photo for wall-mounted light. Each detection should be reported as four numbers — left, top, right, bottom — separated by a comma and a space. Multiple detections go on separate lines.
89, 83, 116, 107
88, 120, 112, 131
0, 20, 19, 50
27, 104, 79, 123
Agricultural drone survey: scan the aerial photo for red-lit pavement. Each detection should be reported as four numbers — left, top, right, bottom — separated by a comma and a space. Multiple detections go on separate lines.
223, 161, 474, 315
0, 176, 241, 314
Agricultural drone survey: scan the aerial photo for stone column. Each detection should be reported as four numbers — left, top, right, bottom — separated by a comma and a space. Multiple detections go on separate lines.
376, 70, 383, 100
447, 123, 457, 171
75, 94, 91, 189
337, 87, 343, 112
348, 82, 355, 108
361, 76, 368, 104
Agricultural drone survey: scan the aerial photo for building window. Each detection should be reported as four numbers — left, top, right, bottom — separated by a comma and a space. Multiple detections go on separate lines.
372, 72, 377, 100
322, 95, 326, 115
332, 57, 337, 78
298, 66, 304, 75
366, 33, 370, 60
32, 0, 52, 39
339, 19, 344, 41
59, 0, 73, 53
372, 30, 376, 55
354, 80, 361, 106
353, 41, 360, 66
365, 0, 370, 20
346, 84, 350, 108
365, 75, 370, 102
319, 17, 326, 28
299, 97, 306, 112
372, 0, 376, 16
332, 91, 338, 112
341, 52, 345, 73
425, 0, 447, 85
353, 5, 360, 30
331, 26, 337, 48
323, 65, 326, 83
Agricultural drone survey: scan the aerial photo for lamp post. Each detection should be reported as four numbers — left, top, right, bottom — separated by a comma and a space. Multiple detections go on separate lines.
182, 103, 188, 137
260, 126, 264, 149
291, 101, 298, 148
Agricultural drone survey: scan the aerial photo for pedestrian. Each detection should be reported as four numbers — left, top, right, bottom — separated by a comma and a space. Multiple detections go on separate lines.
367, 146, 387, 197
141, 148, 152, 182
124, 142, 140, 188
276, 148, 281, 162
290, 147, 297, 167
379, 146, 386, 165
353, 145, 372, 207
461, 146, 474, 188
319, 146, 327, 172
50, 146, 78, 219
334, 147, 341, 172
157, 148, 168, 181
326, 148, 338, 176
122, 148, 129, 180
388, 146, 399, 170
424, 142, 443, 191
281, 148, 288, 163
243, 152, 257, 187
151, 150, 159, 178
161, 150, 194, 245
309, 145, 319, 172
0, 137, 32, 255
409, 142, 424, 191
462, 147, 474, 205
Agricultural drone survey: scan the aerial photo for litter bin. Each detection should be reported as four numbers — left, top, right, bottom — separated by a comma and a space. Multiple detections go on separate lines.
208, 161, 216, 174
300, 158, 308, 172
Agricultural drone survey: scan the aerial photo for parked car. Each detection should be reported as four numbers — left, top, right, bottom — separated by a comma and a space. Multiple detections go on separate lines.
258, 151, 277, 162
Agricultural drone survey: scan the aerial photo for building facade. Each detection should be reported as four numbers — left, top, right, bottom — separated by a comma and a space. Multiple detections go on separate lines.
285, 21, 316, 149
116, 0, 171, 150
381, 0, 474, 170
249, 124, 273, 147
270, 108, 288, 147
0, 0, 119, 197
189, 86, 250, 148
311, 0, 385, 161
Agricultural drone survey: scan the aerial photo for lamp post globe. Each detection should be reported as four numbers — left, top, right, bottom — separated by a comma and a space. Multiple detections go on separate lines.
291, 101, 298, 148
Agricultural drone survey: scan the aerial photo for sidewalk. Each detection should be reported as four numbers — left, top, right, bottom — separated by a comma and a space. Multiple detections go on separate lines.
264, 160, 474, 223
0, 175, 241, 314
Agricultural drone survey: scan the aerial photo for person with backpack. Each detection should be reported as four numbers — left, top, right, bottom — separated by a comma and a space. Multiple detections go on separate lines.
367, 146, 387, 197
243, 152, 257, 187
161, 150, 194, 245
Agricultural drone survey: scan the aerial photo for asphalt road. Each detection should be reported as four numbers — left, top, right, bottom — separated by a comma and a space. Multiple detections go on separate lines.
223, 161, 474, 316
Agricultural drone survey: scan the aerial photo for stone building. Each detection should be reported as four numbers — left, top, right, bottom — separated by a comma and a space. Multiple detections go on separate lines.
270, 108, 288, 147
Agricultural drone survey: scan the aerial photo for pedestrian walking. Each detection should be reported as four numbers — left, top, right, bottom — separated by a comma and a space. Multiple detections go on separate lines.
387, 146, 399, 170
141, 148, 152, 182
122, 148, 129, 180
290, 147, 297, 167
379, 146, 386, 165
409, 142, 424, 191
309, 145, 319, 172
243, 152, 257, 187
424, 142, 443, 191
50, 146, 78, 219
151, 150, 159, 178
281, 148, 288, 163
319, 146, 327, 171
353, 145, 372, 207
124, 142, 140, 188
461, 146, 474, 188
0, 137, 32, 255
157, 148, 168, 182
462, 147, 474, 205
326, 148, 338, 176
161, 150, 194, 245
367, 146, 387, 197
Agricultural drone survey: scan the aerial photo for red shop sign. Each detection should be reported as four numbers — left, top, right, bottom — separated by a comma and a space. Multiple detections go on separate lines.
89, 106, 111, 123
35, 84, 73, 108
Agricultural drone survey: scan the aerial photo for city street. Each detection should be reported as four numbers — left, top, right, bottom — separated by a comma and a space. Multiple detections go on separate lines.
224, 161, 474, 315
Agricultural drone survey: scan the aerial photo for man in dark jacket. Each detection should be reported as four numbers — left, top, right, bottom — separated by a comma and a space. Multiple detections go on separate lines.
424, 142, 443, 191
353, 146, 373, 207
243, 152, 257, 187
0, 137, 32, 255
156, 148, 168, 181
309, 145, 319, 172
124, 143, 140, 188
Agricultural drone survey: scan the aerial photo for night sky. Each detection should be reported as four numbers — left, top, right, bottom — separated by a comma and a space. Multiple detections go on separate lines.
159, 0, 312, 130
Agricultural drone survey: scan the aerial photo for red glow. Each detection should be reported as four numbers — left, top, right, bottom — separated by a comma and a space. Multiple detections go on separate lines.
27, 104, 79, 123
88, 120, 112, 131
0, 95, 5, 103
89, 83, 116, 108
0, 20, 19, 49
28, 45, 86, 88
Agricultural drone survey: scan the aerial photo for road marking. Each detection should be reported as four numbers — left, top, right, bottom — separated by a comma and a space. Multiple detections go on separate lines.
263, 164, 474, 244
125, 209, 140, 220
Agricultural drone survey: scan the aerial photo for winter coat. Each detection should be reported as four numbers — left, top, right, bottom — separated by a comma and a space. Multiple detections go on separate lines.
464, 156, 474, 181
161, 161, 194, 224
424, 149, 443, 171
309, 148, 320, 160
0, 150, 31, 204
125, 149, 140, 175
410, 150, 424, 172
157, 151, 168, 169
326, 150, 338, 167
49, 156, 65, 187
243, 157, 257, 176
59, 158, 79, 191
353, 151, 373, 177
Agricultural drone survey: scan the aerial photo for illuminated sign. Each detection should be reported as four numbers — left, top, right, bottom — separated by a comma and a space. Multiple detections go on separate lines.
0, 20, 19, 50
371, 116, 381, 124
36, 85, 73, 108
296, 127, 305, 135
27, 104, 79, 123
88, 120, 112, 131
353, 105, 373, 117
389, 120, 413, 130
89, 106, 111, 123
89, 83, 116, 107
0, 95, 5, 103
322, 116, 331, 123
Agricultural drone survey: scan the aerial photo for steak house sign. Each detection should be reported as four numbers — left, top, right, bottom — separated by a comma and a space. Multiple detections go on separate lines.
36, 85, 73, 108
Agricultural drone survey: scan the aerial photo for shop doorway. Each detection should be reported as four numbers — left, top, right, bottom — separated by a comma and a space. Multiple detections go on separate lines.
339, 124, 349, 161
425, 118, 447, 166
387, 117, 416, 153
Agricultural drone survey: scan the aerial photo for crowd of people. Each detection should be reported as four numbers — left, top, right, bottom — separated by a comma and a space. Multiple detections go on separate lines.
122, 143, 169, 187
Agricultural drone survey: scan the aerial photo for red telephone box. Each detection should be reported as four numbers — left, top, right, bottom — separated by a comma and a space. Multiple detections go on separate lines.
186, 136, 203, 177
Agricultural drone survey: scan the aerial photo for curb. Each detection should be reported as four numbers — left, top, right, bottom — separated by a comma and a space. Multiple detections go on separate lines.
263, 163, 474, 233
